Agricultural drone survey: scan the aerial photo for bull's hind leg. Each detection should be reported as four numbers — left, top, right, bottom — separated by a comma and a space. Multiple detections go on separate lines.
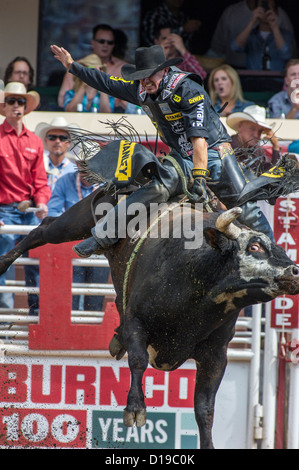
0, 188, 113, 276
0, 216, 57, 276
123, 316, 149, 427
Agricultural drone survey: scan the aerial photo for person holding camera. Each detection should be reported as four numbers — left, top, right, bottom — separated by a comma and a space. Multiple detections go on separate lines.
209, 0, 295, 68
231, 0, 292, 71
153, 24, 207, 79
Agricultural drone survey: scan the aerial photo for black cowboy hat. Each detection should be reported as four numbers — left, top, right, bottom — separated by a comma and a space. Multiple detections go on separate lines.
121, 45, 183, 81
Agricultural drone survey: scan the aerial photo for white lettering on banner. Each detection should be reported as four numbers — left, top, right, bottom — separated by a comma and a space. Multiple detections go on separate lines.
286, 249, 297, 261
0, 359, 198, 448
98, 417, 168, 445
275, 297, 294, 310
278, 199, 297, 213
272, 197, 299, 329
2, 411, 83, 447
275, 313, 292, 327
0, 362, 195, 407
277, 232, 296, 245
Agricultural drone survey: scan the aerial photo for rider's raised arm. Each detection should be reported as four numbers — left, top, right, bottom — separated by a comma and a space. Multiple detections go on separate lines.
50, 44, 139, 105
70, 61, 139, 104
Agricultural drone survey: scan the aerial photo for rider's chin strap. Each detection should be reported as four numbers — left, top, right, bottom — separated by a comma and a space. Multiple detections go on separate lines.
217, 101, 229, 115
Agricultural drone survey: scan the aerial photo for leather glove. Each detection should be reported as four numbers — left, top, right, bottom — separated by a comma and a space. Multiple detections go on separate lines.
190, 168, 209, 203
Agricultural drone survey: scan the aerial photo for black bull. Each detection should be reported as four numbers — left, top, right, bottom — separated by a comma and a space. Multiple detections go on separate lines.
1, 187, 299, 449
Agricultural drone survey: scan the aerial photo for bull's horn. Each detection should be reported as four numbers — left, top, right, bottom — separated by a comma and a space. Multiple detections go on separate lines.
216, 207, 242, 239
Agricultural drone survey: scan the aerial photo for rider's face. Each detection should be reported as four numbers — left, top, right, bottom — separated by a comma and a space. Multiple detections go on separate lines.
140, 68, 168, 94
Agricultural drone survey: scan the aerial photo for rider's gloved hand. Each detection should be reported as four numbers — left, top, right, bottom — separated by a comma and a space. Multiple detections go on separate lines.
190, 168, 209, 203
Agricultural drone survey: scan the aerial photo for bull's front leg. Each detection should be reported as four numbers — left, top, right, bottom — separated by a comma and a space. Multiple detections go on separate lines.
193, 345, 227, 449
123, 317, 149, 427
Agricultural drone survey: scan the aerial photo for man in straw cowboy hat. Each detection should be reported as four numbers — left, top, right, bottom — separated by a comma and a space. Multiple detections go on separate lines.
0, 82, 51, 311
35, 116, 78, 190
50, 43, 286, 256
227, 104, 281, 175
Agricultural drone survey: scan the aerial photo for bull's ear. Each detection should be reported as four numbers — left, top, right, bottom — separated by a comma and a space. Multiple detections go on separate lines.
204, 228, 234, 253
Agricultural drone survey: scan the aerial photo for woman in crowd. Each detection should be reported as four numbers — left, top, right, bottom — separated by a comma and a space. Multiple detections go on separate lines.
208, 64, 254, 116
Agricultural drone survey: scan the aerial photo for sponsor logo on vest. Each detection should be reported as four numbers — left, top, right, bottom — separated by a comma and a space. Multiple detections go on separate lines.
110, 76, 133, 84
188, 94, 204, 104
192, 102, 204, 127
138, 84, 147, 101
165, 112, 183, 121
173, 94, 181, 102
166, 73, 185, 90
115, 140, 135, 181
159, 103, 172, 114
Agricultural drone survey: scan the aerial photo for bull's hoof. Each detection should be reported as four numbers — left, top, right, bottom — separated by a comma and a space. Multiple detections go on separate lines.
123, 408, 146, 427
109, 334, 126, 360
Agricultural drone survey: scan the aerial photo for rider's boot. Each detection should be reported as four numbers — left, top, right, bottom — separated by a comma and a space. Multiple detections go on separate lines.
72, 237, 104, 258
209, 144, 274, 240
73, 177, 171, 258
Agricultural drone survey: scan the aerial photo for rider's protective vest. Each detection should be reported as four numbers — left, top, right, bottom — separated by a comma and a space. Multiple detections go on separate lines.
137, 67, 231, 160
70, 63, 231, 162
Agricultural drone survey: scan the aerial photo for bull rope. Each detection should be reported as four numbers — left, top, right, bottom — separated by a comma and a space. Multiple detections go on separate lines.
122, 199, 186, 313
163, 154, 212, 213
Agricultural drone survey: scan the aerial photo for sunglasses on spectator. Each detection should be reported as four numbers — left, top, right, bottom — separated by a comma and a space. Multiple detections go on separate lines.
5, 97, 27, 106
94, 39, 115, 45
46, 134, 69, 142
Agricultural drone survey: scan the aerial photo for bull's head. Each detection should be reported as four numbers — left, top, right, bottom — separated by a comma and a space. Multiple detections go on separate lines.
204, 207, 299, 305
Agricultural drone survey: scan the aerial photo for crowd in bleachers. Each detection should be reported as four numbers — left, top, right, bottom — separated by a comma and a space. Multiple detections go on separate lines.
1, 0, 299, 318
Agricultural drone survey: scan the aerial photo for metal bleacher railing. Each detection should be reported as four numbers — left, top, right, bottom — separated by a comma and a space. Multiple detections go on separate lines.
0, 224, 115, 346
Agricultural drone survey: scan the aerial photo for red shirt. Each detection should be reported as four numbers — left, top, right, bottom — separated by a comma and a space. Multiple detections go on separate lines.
0, 120, 51, 205
179, 51, 207, 80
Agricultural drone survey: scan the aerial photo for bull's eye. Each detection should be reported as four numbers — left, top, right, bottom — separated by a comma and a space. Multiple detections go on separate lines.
249, 242, 264, 253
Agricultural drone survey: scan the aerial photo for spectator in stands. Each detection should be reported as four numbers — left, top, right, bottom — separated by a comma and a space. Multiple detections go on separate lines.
113, 28, 129, 62
63, 54, 114, 113
35, 116, 78, 190
4, 56, 35, 91
58, 24, 127, 109
207, 0, 295, 69
288, 141, 299, 166
47, 171, 109, 311
153, 24, 207, 79
0, 83, 50, 313
24, 117, 79, 318
226, 104, 281, 174
208, 64, 254, 116
268, 59, 299, 118
141, 0, 201, 50
231, 1, 293, 71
